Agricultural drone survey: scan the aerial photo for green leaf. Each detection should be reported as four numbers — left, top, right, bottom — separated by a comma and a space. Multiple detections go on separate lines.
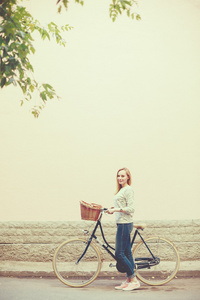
40, 91, 47, 101
122, 1, 132, 6
7, 78, 15, 85
29, 85, 35, 92
136, 14, 141, 20
115, 5, 122, 14
30, 46, 35, 54
42, 83, 53, 90
18, 31, 26, 38
31, 109, 40, 118
6, 36, 10, 44
121, 2, 126, 10
1, 77, 6, 88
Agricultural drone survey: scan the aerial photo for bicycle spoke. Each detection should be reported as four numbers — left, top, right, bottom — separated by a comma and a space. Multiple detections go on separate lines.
53, 239, 101, 287
133, 237, 180, 285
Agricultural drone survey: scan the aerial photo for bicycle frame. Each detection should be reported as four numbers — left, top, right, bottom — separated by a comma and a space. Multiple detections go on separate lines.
78, 211, 160, 270
131, 228, 160, 269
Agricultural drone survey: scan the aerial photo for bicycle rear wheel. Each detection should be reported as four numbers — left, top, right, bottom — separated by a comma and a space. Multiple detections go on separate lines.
53, 238, 102, 287
133, 236, 180, 285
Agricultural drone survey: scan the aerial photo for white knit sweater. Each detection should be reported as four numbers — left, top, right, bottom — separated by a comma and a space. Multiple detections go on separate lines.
113, 185, 135, 224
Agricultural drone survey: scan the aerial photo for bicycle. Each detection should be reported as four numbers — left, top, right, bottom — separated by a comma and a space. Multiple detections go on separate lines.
53, 202, 180, 288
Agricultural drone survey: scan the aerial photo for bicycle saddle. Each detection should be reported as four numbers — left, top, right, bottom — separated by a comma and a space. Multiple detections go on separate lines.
134, 223, 146, 230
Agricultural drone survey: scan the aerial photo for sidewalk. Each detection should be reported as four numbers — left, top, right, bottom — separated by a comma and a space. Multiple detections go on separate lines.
0, 260, 200, 277
0, 277, 200, 300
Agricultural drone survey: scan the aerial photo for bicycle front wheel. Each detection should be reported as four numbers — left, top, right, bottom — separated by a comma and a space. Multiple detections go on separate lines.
53, 238, 102, 287
133, 236, 180, 286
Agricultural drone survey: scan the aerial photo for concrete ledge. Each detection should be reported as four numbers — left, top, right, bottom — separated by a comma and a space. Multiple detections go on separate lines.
0, 261, 200, 278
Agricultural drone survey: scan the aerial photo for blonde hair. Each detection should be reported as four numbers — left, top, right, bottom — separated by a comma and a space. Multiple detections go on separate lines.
115, 167, 132, 194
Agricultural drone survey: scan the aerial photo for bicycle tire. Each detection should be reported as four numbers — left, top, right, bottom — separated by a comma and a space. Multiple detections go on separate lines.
53, 238, 102, 287
133, 236, 180, 286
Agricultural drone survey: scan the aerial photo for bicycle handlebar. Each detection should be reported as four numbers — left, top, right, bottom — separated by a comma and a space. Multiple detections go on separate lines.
101, 208, 108, 212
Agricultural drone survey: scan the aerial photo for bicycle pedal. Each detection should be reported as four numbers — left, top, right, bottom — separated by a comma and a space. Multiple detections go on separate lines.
81, 229, 89, 235
109, 263, 116, 268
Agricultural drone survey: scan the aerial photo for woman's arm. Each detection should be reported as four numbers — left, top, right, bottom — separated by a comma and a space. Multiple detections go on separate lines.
122, 187, 135, 214
106, 207, 125, 214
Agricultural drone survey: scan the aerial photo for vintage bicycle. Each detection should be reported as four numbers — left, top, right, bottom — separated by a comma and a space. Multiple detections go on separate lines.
53, 201, 180, 288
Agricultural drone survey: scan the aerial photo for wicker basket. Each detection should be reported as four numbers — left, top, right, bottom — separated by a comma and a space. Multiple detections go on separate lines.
80, 201, 102, 221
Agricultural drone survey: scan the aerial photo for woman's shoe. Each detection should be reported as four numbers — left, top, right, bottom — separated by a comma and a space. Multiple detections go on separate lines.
115, 280, 129, 290
122, 280, 140, 291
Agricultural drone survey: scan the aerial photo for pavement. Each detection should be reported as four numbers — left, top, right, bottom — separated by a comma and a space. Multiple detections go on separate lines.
0, 276, 199, 300
1, 260, 200, 277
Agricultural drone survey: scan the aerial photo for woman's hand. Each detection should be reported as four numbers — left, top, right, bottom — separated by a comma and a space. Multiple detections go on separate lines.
106, 207, 116, 214
106, 207, 124, 214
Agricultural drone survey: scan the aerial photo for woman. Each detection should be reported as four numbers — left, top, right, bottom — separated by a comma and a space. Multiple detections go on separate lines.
106, 168, 140, 291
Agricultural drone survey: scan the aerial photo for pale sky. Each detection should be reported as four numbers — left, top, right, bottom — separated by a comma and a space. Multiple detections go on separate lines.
0, 0, 200, 221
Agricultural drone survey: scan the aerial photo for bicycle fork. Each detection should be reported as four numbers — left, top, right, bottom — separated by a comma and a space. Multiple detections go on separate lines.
75, 239, 92, 264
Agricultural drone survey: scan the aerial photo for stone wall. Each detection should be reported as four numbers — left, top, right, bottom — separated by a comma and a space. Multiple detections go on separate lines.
0, 219, 199, 277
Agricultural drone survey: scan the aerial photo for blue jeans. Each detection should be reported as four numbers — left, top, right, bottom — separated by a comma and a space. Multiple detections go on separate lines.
115, 223, 135, 278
